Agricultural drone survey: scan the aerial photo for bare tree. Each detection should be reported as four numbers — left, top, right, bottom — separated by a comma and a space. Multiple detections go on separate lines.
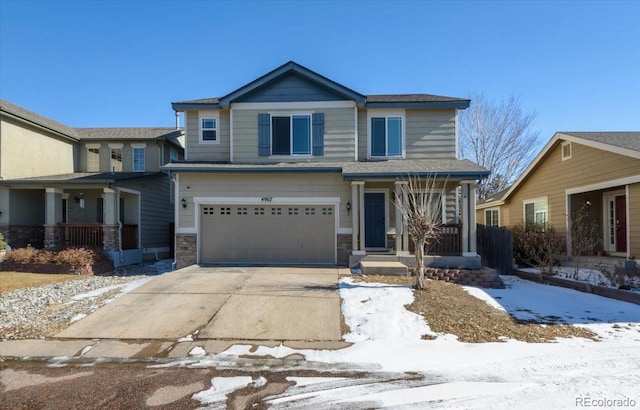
394, 175, 444, 290
570, 203, 600, 279
459, 93, 540, 200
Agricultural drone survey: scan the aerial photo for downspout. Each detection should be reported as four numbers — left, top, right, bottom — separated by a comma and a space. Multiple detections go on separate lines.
164, 169, 178, 272
116, 188, 124, 264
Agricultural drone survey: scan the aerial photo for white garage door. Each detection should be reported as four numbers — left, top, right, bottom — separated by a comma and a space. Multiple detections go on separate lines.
200, 205, 335, 264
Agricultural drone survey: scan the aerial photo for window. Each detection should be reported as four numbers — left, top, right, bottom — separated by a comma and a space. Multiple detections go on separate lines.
199, 112, 219, 143
370, 116, 403, 157
524, 197, 547, 226
133, 147, 145, 172
561, 141, 572, 160
110, 148, 123, 172
485, 208, 500, 227
272, 114, 311, 155
170, 148, 178, 162
87, 147, 100, 172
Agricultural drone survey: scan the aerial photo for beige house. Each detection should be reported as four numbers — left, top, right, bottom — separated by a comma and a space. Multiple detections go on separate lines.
476, 131, 640, 260
0, 99, 184, 265
163, 61, 489, 268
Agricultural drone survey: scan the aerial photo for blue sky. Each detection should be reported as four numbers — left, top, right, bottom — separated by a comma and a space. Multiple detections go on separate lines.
1, 0, 638, 148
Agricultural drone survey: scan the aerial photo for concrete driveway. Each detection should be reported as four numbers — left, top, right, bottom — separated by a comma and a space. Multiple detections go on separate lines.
56, 266, 343, 342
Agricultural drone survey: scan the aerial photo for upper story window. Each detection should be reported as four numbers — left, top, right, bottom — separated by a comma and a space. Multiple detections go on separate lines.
86, 146, 100, 172
272, 114, 311, 156
369, 114, 404, 158
109, 144, 123, 172
132, 146, 145, 172
199, 112, 219, 144
524, 197, 547, 226
170, 148, 178, 162
561, 141, 572, 160
485, 208, 500, 227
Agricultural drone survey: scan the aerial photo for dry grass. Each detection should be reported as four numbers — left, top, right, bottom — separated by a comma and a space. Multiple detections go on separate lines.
353, 275, 597, 343
0, 271, 83, 293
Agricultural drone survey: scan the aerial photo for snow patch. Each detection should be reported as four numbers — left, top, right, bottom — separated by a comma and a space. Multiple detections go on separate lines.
189, 346, 206, 356
192, 376, 252, 404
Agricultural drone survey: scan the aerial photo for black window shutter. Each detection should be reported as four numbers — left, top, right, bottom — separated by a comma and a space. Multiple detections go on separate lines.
258, 113, 271, 156
312, 112, 324, 156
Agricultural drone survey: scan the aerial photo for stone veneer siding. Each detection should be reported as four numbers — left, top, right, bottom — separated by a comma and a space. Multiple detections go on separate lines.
44, 225, 61, 250
176, 234, 197, 269
336, 234, 352, 266
102, 225, 119, 251
0, 225, 45, 249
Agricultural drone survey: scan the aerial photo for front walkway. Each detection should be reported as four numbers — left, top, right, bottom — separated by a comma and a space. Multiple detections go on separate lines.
55, 266, 344, 341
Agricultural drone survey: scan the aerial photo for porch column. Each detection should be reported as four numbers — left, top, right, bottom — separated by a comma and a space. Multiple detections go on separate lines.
358, 181, 366, 252
0, 187, 9, 226
402, 187, 409, 251
461, 181, 478, 255
395, 181, 409, 256
351, 181, 364, 254
102, 188, 119, 251
44, 188, 63, 249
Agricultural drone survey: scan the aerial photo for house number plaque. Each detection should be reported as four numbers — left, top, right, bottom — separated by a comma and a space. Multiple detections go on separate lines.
261, 197, 273, 202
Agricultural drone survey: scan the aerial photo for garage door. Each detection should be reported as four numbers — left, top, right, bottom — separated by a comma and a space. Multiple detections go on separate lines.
200, 205, 335, 264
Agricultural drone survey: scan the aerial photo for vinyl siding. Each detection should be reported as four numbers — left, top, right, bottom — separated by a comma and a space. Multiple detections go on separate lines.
232, 107, 355, 162
118, 174, 173, 249
80, 142, 162, 172
405, 109, 456, 159
1, 117, 76, 179
628, 183, 640, 258
501, 142, 640, 234
177, 173, 350, 229
357, 108, 367, 161
184, 110, 231, 162
235, 73, 350, 103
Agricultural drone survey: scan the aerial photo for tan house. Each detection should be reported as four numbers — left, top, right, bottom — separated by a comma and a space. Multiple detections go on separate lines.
163, 61, 489, 268
0, 99, 184, 265
476, 131, 640, 260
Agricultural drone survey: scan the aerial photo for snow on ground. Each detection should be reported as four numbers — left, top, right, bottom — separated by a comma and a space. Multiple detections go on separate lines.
185, 275, 640, 408
192, 376, 253, 405
520, 266, 639, 290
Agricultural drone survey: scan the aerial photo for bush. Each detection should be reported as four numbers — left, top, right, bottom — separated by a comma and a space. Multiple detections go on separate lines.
513, 223, 566, 274
52, 248, 95, 268
0, 232, 7, 250
5, 246, 96, 269
5, 245, 39, 264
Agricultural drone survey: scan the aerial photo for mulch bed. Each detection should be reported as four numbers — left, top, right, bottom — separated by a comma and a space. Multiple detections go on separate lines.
352, 275, 597, 343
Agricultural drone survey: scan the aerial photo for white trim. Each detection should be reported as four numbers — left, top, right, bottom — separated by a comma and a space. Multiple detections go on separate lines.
337, 227, 352, 234
367, 109, 406, 159
352, 250, 366, 256
85, 143, 101, 149
132, 146, 145, 172
131, 143, 147, 148
602, 189, 627, 255
523, 196, 548, 225
354, 106, 359, 161
625, 185, 631, 259
176, 227, 197, 234
484, 207, 500, 227
269, 112, 313, 156
476, 200, 505, 210
229, 108, 234, 162
45, 188, 64, 194
231, 101, 356, 110
561, 141, 572, 160
566, 175, 640, 195
199, 111, 220, 145
364, 189, 389, 250
454, 110, 459, 159
108, 143, 124, 148
117, 187, 140, 195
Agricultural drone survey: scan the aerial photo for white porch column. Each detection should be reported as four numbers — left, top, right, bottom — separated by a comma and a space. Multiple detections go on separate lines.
0, 187, 10, 226
461, 181, 478, 255
358, 181, 366, 252
394, 181, 409, 256
45, 188, 63, 225
351, 182, 360, 253
402, 188, 409, 251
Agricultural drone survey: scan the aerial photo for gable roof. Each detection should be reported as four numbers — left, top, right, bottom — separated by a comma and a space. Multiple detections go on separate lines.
476, 131, 640, 209
171, 61, 470, 110
1, 98, 79, 141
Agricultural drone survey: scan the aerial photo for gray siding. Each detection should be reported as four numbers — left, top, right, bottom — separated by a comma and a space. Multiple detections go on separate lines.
405, 109, 456, 159
236, 73, 350, 103
233, 107, 355, 163
9, 189, 45, 224
80, 142, 162, 172
357, 108, 367, 161
185, 110, 230, 162
118, 174, 173, 249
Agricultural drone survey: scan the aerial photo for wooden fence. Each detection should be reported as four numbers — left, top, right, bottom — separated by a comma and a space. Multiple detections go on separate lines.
476, 224, 513, 274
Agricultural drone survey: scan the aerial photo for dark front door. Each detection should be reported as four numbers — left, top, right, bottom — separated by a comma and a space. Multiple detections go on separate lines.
615, 195, 627, 252
365, 192, 386, 248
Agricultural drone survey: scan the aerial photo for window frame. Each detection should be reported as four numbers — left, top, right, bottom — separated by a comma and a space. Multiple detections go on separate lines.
132, 146, 145, 172
367, 110, 405, 159
484, 208, 500, 227
523, 196, 548, 226
199, 111, 220, 144
109, 144, 123, 172
269, 112, 313, 157
561, 141, 572, 161
86, 145, 100, 172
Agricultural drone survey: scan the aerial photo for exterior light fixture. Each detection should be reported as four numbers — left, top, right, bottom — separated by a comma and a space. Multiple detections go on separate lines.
75, 193, 85, 209
346, 201, 351, 215
181, 198, 187, 208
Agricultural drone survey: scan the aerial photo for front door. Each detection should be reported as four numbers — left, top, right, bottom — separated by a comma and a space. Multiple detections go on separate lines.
364, 192, 386, 248
615, 195, 627, 253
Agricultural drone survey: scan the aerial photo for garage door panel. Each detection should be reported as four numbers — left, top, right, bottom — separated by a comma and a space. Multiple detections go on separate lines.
201, 204, 334, 264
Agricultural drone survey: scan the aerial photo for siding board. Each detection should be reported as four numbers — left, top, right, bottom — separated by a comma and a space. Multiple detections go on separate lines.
185, 110, 231, 162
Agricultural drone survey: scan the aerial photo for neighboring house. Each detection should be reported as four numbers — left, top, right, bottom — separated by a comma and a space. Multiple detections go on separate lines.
163, 61, 489, 268
0, 99, 184, 265
476, 131, 640, 260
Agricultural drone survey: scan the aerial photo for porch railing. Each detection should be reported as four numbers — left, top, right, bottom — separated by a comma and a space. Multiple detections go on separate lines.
59, 223, 103, 247
409, 223, 462, 256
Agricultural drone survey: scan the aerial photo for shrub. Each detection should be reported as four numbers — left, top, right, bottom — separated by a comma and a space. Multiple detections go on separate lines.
513, 223, 566, 275
5, 246, 96, 270
52, 248, 95, 268
0, 232, 7, 250
5, 245, 40, 264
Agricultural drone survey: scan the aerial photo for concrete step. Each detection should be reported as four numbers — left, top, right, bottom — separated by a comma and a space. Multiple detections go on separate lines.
360, 261, 408, 276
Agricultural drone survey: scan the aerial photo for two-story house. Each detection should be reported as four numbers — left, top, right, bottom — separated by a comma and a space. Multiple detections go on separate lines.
163, 62, 489, 268
0, 99, 184, 266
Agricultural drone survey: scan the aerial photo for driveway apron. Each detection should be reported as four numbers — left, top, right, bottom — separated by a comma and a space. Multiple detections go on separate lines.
55, 266, 342, 341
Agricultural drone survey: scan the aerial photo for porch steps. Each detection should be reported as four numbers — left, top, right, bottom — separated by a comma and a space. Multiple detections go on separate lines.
359, 260, 408, 276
